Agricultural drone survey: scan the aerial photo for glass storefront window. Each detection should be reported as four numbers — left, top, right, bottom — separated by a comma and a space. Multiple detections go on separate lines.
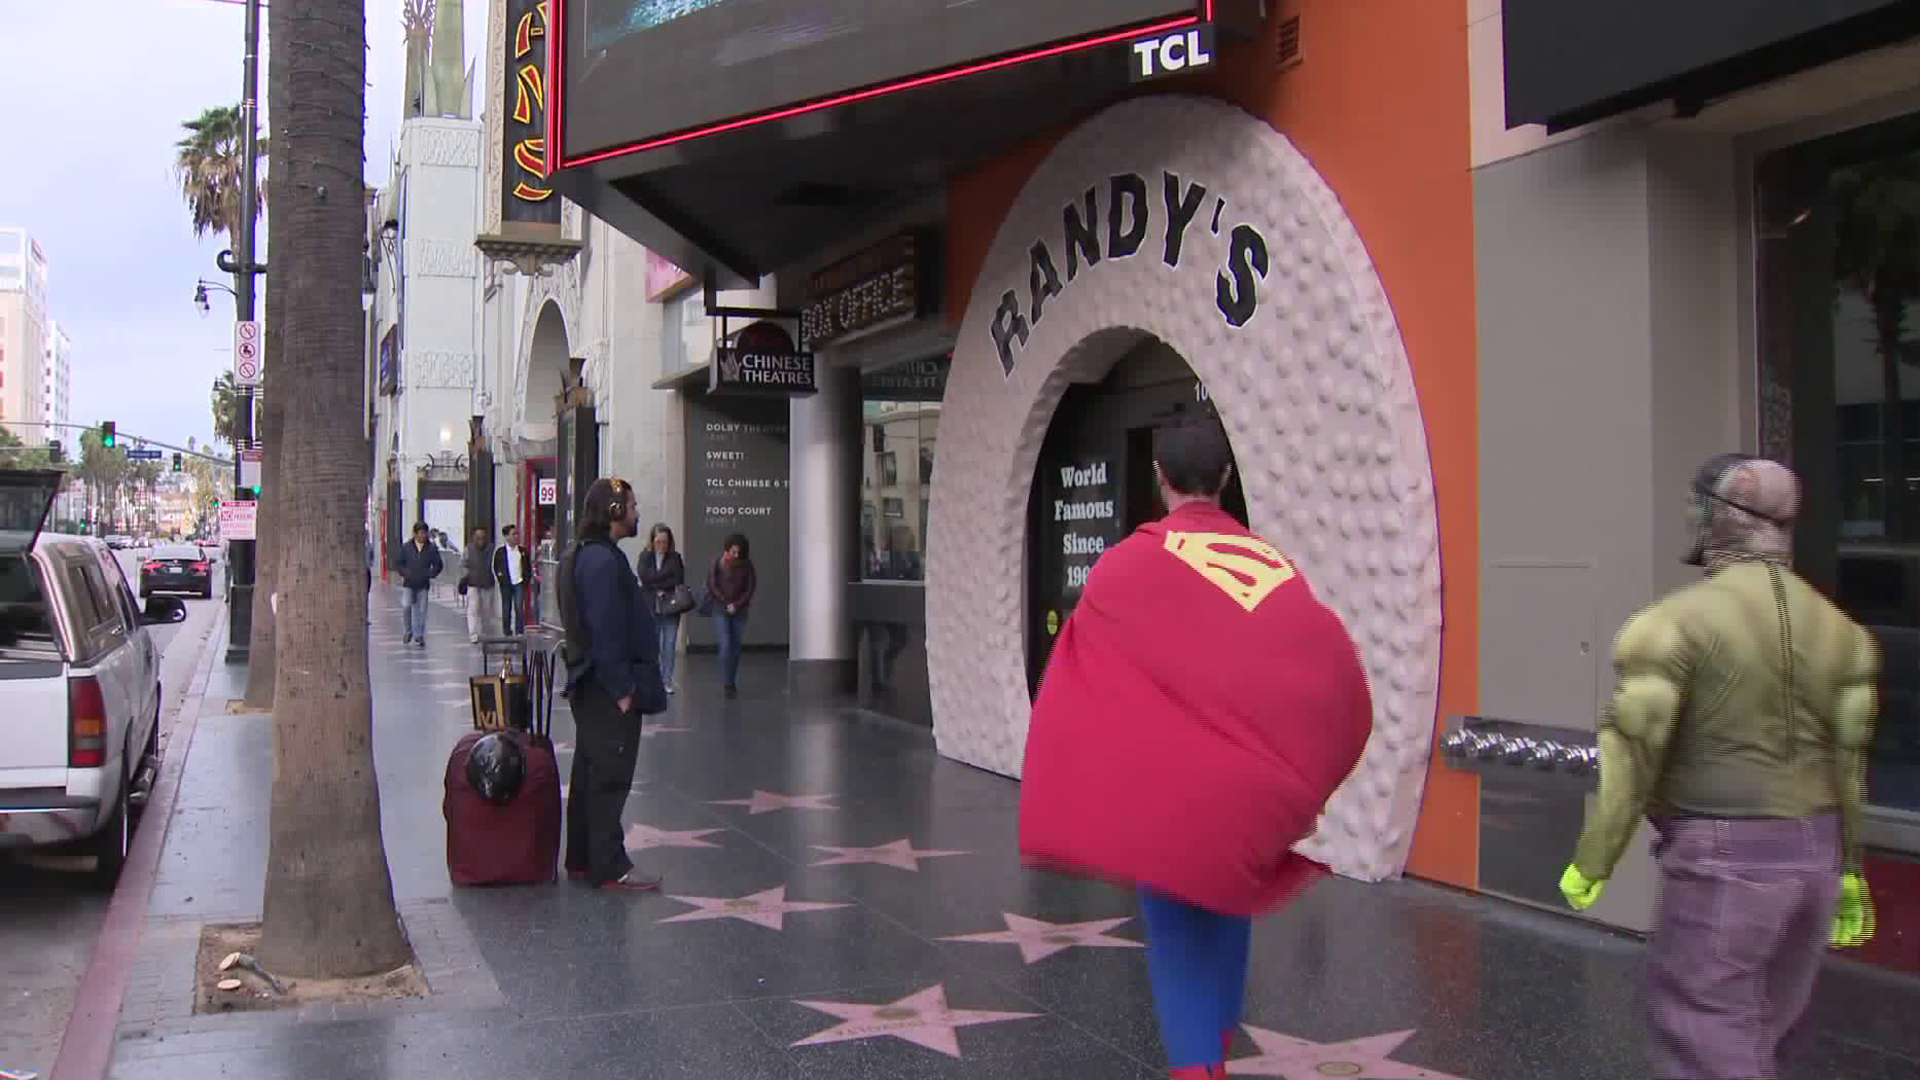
1756, 116, 1920, 814
860, 398, 938, 581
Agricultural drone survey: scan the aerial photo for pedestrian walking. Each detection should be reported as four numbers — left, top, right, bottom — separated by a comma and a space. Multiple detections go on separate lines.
1559, 454, 1878, 1080
393, 522, 443, 648
1017, 415, 1374, 1080
494, 524, 532, 635
463, 527, 498, 643
556, 477, 667, 891
704, 533, 756, 699
638, 523, 687, 695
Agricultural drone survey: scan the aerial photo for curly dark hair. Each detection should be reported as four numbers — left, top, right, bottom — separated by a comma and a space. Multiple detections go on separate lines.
721, 533, 750, 559
579, 477, 633, 536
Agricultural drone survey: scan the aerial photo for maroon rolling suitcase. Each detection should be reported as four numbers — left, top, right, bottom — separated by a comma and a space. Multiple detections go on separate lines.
444, 637, 562, 886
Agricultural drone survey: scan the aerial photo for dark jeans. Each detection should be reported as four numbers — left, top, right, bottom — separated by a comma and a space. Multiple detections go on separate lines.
712, 610, 746, 687
564, 685, 642, 884
500, 584, 522, 635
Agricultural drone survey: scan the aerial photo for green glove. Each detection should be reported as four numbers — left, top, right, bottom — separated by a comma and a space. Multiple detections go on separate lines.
1559, 863, 1605, 911
1831, 873, 1875, 948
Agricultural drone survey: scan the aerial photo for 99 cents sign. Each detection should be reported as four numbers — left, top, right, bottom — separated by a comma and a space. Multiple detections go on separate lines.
234, 320, 262, 387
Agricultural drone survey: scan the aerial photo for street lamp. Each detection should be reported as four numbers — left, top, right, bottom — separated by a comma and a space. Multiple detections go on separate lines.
194, 278, 237, 318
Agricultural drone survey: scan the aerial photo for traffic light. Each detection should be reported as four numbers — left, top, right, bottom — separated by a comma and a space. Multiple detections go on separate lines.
47, 439, 63, 464
172, 452, 183, 472
100, 421, 116, 448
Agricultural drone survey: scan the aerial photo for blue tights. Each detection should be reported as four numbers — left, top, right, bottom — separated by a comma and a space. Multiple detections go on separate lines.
1139, 888, 1253, 1068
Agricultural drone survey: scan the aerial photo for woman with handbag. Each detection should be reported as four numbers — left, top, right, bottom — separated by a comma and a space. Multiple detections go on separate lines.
638, 523, 691, 694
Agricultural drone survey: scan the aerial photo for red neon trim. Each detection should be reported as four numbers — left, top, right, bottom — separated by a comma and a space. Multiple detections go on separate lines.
556, 1, 1212, 170
545, 1, 563, 175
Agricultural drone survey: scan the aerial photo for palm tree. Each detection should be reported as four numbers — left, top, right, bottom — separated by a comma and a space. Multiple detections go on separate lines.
256, 0, 409, 979
1832, 151, 1920, 541
210, 370, 240, 446
174, 105, 262, 240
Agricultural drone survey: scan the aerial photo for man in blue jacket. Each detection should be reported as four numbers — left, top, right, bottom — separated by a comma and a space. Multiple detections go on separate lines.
393, 522, 443, 647
555, 477, 667, 890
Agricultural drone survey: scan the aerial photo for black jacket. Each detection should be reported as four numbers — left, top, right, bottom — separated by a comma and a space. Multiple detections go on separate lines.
393, 540, 444, 591
638, 550, 685, 604
493, 544, 531, 588
557, 536, 665, 713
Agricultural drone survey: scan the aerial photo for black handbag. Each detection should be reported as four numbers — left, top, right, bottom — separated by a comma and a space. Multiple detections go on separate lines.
655, 585, 695, 617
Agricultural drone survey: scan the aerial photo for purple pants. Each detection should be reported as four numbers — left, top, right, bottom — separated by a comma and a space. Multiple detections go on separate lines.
1646, 812, 1841, 1080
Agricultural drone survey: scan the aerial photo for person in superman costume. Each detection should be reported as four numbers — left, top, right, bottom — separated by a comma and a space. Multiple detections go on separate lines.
1019, 415, 1374, 1080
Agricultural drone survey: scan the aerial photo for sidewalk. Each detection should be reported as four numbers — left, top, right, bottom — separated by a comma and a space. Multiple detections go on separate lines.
101, 592, 1919, 1079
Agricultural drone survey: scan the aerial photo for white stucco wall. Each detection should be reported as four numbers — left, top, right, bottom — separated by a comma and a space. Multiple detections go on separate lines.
928, 95, 1444, 883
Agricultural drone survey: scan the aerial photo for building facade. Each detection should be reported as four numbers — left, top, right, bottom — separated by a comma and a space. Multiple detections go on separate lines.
46, 321, 71, 451
502, 0, 1920, 975
0, 228, 50, 432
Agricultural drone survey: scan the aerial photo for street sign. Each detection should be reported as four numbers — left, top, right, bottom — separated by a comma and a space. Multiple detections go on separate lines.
219, 501, 257, 541
537, 478, 557, 506
234, 320, 262, 387
127, 448, 163, 460
240, 449, 263, 490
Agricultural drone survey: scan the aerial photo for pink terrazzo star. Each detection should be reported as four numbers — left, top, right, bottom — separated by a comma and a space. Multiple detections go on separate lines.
810, 838, 968, 871
1228, 1026, 1474, 1079
790, 983, 1040, 1058
658, 886, 851, 930
941, 913, 1144, 963
623, 822, 724, 850
708, 789, 838, 814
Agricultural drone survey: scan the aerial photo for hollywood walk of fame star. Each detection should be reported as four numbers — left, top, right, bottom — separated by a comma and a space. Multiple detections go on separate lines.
941, 913, 1144, 963
790, 983, 1040, 1058
659, 886, 851, 930
810, 838, 968, 872
1228, 1026, 1474, 1079
708, 790, 838, 814
623, 822, 722, 850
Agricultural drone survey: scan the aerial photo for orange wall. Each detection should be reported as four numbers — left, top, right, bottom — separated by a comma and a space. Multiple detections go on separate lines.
946, 1, 1482, 889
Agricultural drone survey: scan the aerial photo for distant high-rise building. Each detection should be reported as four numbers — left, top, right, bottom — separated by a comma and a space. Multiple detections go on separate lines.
46, 321, 72, 452
0, 227, 50, 434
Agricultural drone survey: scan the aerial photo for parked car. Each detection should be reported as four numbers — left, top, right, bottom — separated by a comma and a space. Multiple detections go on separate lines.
0, 469, 185, 884
140, 543, 215, 599
104, 535, 131, 550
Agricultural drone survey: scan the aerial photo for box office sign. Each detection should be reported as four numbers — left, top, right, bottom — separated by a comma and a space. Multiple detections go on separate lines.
710, 321, 818, 398
802, 233, 925, 349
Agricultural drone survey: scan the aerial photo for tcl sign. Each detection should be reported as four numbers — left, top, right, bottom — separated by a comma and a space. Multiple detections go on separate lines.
1129, 24, 1216, 82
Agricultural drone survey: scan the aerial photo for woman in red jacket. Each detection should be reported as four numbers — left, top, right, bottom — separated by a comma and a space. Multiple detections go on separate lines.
1019, 416, 1374, 1080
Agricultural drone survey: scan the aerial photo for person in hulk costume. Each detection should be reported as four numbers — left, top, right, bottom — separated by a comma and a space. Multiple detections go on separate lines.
1560, 453, 1877, 1080
1019, 415, 1373, 1080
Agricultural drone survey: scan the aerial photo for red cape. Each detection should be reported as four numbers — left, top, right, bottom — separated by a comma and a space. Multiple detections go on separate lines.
1018, 501, 1373, 915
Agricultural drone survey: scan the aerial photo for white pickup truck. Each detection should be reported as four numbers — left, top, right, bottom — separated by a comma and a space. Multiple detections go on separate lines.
0, 470, 186, 884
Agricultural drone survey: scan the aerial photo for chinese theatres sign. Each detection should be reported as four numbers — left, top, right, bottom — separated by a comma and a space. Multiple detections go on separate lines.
503, 0, 561, 227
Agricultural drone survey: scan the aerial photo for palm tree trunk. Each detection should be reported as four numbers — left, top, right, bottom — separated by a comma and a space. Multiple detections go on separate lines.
257, 0, 409, 978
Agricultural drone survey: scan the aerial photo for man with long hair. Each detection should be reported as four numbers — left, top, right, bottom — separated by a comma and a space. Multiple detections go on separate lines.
1561, 454, 1878, 1079
556, 477, 668, 890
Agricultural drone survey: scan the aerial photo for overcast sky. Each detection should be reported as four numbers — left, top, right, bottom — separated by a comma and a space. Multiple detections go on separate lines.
1, 0, 485, 453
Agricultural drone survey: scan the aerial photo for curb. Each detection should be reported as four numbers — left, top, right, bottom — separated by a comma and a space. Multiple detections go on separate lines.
49, 606, 228, 1080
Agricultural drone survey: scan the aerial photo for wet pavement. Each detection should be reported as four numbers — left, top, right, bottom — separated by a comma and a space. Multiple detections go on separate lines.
102, 588, 1920, 1079
0, 557, 223, 1078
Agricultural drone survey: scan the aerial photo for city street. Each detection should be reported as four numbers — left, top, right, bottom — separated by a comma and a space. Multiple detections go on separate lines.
0, 548, 225, 1078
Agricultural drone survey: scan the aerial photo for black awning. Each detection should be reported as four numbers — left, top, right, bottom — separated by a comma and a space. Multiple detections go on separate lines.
1503, 0, 1920, 133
